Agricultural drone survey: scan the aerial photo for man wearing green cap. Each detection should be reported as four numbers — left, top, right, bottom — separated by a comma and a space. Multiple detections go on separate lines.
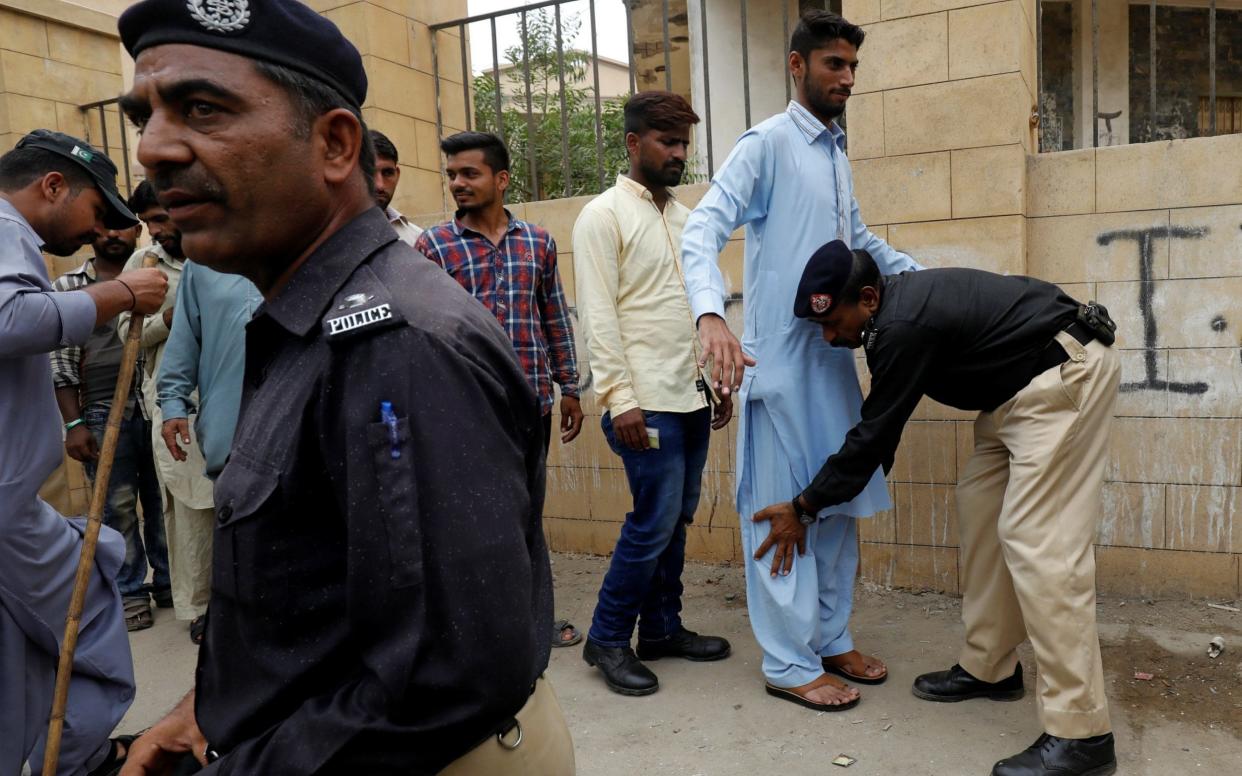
0, 129, 168, 776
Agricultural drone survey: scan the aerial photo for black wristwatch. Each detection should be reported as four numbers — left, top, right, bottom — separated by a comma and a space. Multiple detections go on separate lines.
792, 495, 816, 526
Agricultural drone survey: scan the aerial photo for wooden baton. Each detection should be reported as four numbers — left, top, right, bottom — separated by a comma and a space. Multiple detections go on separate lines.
42, 250, 162, 775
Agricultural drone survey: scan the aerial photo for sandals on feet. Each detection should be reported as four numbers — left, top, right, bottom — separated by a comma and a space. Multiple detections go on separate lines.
123, 598, 153, 632
765, 676, 860, 712
190, 614, 206, 645
550, 618, 582, 648
822, 651, 888, 685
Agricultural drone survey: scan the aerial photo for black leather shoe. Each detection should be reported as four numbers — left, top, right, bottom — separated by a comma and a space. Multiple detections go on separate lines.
992, 733, 1117, 776
582, 639, 659, 696
912, 663, 1024, 702
636, 628, 731, 662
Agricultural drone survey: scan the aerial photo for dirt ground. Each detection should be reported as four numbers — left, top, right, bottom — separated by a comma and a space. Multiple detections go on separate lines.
123, 552, 1242, 775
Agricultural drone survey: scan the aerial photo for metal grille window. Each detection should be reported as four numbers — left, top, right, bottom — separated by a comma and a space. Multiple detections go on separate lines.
1038, 0, 1242, 152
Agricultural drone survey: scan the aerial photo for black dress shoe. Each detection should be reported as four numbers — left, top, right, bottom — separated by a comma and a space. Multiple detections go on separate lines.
992, 732, 1117, 776
911, 663, 1024, 702
582, 639, 659, 696
636, 628, 731, 662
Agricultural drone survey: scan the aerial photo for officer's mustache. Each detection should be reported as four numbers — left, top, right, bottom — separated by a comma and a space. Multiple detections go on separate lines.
150, 168, 227, 206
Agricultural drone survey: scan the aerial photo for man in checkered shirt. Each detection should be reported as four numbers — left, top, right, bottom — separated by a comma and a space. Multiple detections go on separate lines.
416, 131, 584, 649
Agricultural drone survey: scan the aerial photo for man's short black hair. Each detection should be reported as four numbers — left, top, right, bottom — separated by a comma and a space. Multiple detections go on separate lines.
623, 91, 701, 136
789, 10, 865, 60
0, 146, 95, 193
128, 179, 161, 214
252, 60, 376, 195
440, 131, 510, 174
838, 248, 880, 307
370, 130, 398, 163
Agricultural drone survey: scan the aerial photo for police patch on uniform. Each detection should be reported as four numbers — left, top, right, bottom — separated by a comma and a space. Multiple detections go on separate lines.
325, 303, 393, 339
186, 0, 251, 33
810, 294, 832, 314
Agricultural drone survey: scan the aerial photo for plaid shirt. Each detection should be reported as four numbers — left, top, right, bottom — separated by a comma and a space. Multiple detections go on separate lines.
415, 211, 579, 415
50, 258, 146, 419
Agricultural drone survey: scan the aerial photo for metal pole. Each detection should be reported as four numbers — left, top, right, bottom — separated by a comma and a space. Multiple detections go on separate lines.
98, 105, 109, 160
1036, 0, 1044, 150
117, 109, 132, 194
555, 3, 571, 197
1091, 0, 1099, 147
521, 10, 538, 200
1149, 0, 1156, 142
625, 1, 637, 94
741, 0, 752, 128
783, 0, 791, 104
460, 23, 472, 132
700, 0, 714, 177
492, 17, 503, 143
590, 0, 606, 191
432, 29, 446, 211
662, 0, 673, 91
1210, 0, 1217, 135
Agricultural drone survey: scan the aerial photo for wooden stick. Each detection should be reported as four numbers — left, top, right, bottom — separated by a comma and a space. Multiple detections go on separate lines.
43, 251, 161, 775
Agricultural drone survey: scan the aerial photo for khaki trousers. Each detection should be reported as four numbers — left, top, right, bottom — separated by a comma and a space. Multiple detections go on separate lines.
440, 676, 575, 775
956, 332, 1119, 739
164, 493, 214, 620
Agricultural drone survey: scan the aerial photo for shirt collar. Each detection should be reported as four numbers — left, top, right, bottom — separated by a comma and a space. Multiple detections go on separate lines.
450, 208, 523, 238
258, 207, 398, 337
615, 173, 679, 205
786, 100, 847, 150
385, 205, 408, 225
66, 258, 98, 281
0, 197, 42, 246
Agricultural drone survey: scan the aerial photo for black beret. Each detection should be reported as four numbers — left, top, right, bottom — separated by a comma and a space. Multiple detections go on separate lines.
793, 240, 853, 319
118, 0, 367, 109
16, 129, 138, 229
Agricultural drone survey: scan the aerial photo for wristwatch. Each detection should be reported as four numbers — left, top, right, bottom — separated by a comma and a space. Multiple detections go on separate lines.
792, 495, 816, 526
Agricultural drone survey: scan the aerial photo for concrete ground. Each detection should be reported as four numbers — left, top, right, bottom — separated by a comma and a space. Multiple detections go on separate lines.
123, 553, 1242, 775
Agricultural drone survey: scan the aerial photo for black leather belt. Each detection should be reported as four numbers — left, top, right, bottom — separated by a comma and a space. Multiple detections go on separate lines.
1034, 320, 1096, 374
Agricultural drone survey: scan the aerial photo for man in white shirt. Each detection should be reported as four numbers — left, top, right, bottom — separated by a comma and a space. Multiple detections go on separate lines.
573, 92, 733, 696
370, 129, 422, 246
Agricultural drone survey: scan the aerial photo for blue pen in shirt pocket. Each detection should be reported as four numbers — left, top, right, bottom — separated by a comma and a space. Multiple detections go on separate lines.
380, 401, 401, 459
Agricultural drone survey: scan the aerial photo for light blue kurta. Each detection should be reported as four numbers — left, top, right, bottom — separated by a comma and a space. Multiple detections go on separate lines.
681, 102, 920, 686
0, 198, 135, 775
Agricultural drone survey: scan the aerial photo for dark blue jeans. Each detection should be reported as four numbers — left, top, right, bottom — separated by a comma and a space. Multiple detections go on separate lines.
83, 404, 170, 601
589, 408, 711, 647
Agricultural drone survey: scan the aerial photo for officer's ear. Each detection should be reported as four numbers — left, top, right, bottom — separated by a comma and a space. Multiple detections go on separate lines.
317, 108, 366, 188
859, 285, 880, 314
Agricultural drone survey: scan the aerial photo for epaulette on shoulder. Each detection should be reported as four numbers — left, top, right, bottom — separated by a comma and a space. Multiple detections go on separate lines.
322, 264, 406, 344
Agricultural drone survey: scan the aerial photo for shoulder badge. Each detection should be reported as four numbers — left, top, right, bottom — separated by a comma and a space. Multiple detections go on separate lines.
322, 271, 405, 343
186, 0, 251, 34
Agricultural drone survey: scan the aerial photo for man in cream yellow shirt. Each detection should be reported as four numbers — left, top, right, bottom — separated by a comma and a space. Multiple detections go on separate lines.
573, 92, 734, 697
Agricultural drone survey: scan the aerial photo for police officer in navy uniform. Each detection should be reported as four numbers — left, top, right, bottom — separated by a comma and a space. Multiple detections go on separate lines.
115, 1, 574, 774
755, 240, 1121, 776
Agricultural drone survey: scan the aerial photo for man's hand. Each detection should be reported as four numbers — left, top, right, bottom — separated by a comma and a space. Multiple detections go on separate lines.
116, 268, 169, 315
611, 407, 648, 451
697, 313, 755, 397
560, 396, 584, 444
162, 305, 175, 328
162, 418, 190, 462
120, 691, 208, 775
711, 394, 733, 430
65, 424, 99, 462
753, 501, 806, 578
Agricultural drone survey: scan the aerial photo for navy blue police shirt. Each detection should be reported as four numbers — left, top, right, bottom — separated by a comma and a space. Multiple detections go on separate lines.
197, 207, 552, 774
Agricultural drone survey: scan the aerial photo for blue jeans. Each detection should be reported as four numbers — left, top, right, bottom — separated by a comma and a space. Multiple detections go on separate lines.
83, 404, 170, 601
589, 408, 711, 646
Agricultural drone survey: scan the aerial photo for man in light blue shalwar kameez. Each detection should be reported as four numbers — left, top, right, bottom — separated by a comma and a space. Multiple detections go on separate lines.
681, 11, 920, 710
1, 130, 165, 775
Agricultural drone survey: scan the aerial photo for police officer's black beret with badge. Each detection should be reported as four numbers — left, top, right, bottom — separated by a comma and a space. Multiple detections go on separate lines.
119, 0, 368, 110
794, 239, 882, 353
16, 129, 138, 229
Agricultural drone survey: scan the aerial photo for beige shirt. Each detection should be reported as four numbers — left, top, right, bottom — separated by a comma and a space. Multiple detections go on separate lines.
573, 174, 706, 417
387, 206, 423, 247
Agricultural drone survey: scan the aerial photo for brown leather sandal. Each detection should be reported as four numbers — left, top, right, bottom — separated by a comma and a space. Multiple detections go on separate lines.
764, 673, 860, 712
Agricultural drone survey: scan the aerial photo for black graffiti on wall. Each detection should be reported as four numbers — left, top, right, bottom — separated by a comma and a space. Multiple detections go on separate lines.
1096, 226, 1210, 394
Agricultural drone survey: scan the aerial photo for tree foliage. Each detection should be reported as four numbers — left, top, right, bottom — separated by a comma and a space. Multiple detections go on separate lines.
472, 9, 628, 202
